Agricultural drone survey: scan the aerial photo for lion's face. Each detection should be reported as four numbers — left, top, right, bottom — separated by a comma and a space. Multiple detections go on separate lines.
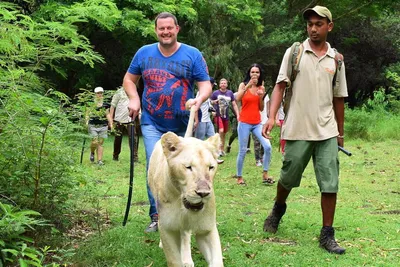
161, 133, 220, 211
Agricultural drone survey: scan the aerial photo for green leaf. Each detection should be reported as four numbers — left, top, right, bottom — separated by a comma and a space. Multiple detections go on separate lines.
19, 258, 28, 267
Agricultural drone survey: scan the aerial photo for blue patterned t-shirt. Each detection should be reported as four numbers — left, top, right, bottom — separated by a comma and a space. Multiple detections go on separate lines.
127, 43, 209, 133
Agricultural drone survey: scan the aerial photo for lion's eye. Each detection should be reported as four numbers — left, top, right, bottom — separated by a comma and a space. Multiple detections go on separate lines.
185, 166, 192, 171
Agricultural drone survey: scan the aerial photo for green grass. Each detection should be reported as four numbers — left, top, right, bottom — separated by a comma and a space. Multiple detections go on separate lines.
72, 134, 400, 267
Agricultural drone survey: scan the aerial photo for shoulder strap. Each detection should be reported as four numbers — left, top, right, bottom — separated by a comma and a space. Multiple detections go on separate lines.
283, 42, 304, 114
332, 48, 344, 87
286, 42, 302, 83
333, 48, 344, 70
291, 42, 304, 82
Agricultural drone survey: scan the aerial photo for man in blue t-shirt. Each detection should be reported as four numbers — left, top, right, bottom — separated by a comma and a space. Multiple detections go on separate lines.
122, 12, 212, 233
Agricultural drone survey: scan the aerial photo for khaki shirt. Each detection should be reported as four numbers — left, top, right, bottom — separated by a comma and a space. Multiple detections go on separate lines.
111, 88, 130, 123
276, 39, 348, 141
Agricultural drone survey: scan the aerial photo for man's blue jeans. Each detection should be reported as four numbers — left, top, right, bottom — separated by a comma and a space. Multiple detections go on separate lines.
141, 124, 185, 218
195, 121, 215, 140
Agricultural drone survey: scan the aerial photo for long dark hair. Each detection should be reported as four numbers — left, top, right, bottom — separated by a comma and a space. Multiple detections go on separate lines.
243, 63, 264, 86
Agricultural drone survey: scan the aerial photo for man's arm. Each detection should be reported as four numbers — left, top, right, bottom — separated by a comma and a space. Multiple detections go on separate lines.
333, 97, 345, 147
109, 106, 115, 122
109, 93, 118, 121
262, 81, 286, 138
191, 81, 212, 110
123, 72, 141, 119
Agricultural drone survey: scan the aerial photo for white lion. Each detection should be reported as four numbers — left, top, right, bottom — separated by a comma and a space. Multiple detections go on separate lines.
148, 102, 223, 267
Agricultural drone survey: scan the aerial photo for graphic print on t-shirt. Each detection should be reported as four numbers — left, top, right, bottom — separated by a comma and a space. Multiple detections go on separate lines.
142, 68, 189, 120
217, 95, 231, 119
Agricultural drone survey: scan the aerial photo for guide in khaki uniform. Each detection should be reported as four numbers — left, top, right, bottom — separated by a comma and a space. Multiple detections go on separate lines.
262, 6, 348, 254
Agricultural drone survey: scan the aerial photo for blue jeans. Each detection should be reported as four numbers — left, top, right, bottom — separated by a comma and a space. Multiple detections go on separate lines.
195, 121, 215, 140
236, 122, 271, 177
141, 124, 185, 218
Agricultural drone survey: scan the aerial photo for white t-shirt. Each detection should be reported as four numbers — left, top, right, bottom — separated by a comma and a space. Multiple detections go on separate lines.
197, 92, 212, 122
260, 94, 270, 125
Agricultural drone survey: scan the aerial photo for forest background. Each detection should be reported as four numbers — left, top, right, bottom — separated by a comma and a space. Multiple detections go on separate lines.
0, 0, 399, 266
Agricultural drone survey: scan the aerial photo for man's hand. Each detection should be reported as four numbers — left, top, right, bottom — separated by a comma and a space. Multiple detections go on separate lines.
337, 136, 344, 148
262, 117, 275, 139
128, 98, 141, 119
186, 98, 202, 111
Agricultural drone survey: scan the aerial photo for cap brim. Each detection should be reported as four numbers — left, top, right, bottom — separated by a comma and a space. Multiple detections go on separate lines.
303, 8, 331, 21
303, 9, 317, 20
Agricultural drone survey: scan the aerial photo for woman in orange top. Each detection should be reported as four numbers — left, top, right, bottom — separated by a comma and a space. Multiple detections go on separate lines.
235, 64, 273, 185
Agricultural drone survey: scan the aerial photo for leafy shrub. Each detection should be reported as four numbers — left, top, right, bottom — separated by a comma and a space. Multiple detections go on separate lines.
345, 104, 400, 141
0, 89, 85, 227
345, 108, 371, 140
0, 1, 108, 229
0, 202, 46, 266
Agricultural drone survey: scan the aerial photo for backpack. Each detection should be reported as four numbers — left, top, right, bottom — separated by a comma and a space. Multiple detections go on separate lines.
283, 42, 344, 114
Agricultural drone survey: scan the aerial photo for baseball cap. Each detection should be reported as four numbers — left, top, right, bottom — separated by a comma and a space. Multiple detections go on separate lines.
94, 87, 104, 93
303, 6, 332, 22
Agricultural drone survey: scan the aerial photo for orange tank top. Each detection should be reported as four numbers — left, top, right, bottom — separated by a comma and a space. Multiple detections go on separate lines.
239, 90, 261, 124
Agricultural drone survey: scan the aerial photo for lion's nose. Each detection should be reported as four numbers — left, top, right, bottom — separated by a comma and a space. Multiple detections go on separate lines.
195, 191, 210, 198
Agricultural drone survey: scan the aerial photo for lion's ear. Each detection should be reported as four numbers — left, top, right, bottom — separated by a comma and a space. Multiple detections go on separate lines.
206, 134, 220, 157
161, 132, 182, 157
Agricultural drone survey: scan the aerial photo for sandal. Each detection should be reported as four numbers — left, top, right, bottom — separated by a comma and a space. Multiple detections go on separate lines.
237, 177, 247, 186
262, 177, 275, 185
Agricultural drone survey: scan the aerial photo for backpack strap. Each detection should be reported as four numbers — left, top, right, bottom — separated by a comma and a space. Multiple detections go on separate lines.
283, 42, 304, 114
291, 42, 304, 82
332, 48, 344, 88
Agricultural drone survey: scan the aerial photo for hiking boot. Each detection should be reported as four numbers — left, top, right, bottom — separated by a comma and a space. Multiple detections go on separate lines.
226, 145, 231, 153
145, 214, 158, 233
97, 160, 104, 166
90, 152, 95, 162
263, 202, 287, 233
319, 226, 346, 254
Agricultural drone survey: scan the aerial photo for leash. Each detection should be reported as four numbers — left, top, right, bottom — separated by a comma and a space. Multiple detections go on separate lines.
80, 138, 86, 165
123, 121, 135, 226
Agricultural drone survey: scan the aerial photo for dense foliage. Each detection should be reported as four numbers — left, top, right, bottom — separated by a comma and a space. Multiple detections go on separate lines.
0, 0, 399, 265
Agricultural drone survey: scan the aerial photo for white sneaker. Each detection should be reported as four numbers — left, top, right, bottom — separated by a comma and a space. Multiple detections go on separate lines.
97, 160, 104, 166
256, 160, 262, 167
